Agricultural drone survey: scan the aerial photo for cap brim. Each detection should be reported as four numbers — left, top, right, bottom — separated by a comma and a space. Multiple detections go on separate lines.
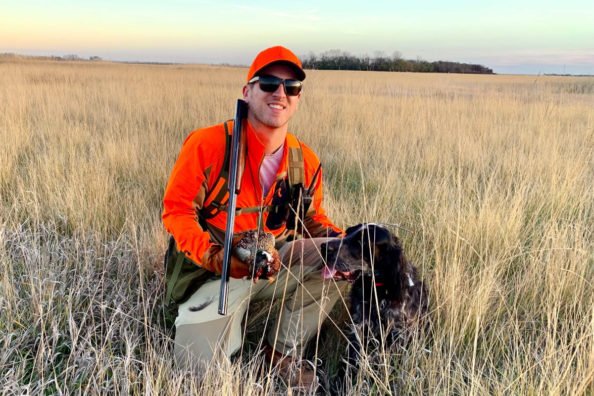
254, 60, 306, 81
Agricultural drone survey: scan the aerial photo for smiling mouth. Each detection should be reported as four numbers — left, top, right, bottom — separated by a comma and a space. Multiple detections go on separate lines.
268, 103, 285, 110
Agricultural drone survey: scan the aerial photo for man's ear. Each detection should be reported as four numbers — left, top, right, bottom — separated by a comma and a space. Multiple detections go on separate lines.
242, 85, 250, 100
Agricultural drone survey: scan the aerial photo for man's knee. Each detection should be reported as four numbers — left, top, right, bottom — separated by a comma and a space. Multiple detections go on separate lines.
174, 311, 246, 370
279, 237, 336, 270
173, 278, 252, 369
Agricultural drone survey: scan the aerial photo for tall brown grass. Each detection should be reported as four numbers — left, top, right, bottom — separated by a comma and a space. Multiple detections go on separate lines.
1, 57, 592, 394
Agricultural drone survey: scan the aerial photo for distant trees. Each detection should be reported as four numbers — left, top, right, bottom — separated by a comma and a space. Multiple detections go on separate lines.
302, 50, 494, 74
62, 54, 82, 61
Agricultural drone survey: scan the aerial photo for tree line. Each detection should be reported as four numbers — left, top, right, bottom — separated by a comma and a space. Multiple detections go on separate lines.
302, 50, 494, 74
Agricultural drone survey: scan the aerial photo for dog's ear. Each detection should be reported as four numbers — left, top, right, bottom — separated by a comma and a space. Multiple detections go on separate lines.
365, 224, 393, 248
372, 227, 406, 274
358, 225, 394, 264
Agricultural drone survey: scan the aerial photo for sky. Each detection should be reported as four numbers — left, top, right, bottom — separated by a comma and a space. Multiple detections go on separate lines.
1, 0, 593, 75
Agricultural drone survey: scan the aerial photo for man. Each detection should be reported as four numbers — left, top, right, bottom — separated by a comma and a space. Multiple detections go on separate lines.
162, 46, 346, 388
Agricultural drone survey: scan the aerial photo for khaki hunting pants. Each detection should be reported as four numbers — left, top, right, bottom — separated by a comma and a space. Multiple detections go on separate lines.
173, 237, 348, 371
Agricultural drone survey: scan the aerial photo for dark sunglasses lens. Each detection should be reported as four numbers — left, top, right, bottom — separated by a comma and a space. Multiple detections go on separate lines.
258, 76, 282, 92
283, 80, 302, 96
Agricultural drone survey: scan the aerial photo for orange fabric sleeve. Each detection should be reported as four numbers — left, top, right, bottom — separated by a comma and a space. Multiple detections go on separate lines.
162, 129, 217, 265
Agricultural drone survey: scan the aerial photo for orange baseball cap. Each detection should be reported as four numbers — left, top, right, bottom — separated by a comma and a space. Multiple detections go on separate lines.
246, 46, 306, 82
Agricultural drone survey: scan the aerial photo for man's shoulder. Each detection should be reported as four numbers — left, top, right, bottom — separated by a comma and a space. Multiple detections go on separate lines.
288, 133, 321, 166
182, 121, 229, 149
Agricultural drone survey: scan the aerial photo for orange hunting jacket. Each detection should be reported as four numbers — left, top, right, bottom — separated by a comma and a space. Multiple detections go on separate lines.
162, 120, 342, 268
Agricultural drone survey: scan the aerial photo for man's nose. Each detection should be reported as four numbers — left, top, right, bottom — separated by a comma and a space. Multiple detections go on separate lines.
272, 82, 286, 97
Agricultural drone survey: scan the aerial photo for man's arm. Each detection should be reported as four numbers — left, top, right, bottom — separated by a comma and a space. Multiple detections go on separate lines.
162, 129, 214, 265
163, 126, 252, 278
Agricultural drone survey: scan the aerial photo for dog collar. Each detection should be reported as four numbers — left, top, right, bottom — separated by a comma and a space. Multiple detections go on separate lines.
373, 271, 384, 287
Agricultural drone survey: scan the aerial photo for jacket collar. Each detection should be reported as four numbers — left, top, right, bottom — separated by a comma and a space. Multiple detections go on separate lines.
246, 121, 289, 168
244, 121, 291, 198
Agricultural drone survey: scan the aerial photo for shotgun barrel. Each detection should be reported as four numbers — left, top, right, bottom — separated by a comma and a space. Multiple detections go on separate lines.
218, 99, 248, 315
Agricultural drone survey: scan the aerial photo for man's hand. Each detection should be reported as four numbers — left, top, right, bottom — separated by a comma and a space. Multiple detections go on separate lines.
201, 233, 251, 278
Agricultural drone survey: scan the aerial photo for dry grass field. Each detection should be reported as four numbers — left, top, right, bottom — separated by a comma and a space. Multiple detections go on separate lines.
1, 56, 593, 394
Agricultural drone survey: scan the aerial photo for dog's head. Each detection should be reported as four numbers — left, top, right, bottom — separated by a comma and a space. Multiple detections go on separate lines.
321, 223, 404, 282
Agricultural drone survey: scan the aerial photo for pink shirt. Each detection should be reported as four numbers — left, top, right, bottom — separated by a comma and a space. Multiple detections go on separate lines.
259, 146, 284, 195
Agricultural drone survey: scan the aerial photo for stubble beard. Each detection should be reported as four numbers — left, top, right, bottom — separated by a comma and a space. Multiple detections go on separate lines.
250, 104, 289, 130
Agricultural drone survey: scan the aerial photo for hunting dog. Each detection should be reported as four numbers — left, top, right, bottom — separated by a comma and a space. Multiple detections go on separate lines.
322, 223, 429, 373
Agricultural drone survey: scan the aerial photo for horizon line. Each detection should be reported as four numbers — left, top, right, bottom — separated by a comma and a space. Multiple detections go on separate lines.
2, 51, 593, 77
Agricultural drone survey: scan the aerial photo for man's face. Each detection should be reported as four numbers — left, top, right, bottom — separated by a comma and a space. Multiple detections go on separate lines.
243, 63, 301, 131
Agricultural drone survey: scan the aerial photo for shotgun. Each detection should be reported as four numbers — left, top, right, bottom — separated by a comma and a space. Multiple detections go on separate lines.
218, 99, 248, 315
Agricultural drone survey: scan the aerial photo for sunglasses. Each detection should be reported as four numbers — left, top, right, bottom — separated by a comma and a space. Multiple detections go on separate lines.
248, 75, 303, 96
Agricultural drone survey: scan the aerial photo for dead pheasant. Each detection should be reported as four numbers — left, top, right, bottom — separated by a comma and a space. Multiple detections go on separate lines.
234, 231, 281, 281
